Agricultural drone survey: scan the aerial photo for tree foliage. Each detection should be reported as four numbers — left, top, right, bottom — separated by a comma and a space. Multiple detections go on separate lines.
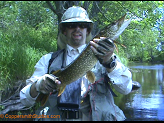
46, 1, 164, 61
0, 1, 164, 89
0, 1, 58, 89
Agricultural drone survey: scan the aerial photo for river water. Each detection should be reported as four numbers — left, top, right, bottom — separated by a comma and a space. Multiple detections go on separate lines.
114, 63, 164, 121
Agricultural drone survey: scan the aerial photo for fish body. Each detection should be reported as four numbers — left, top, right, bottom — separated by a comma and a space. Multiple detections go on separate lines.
53, 14, 131, 97
38, 14, 131, 106
53, 43, 97, 96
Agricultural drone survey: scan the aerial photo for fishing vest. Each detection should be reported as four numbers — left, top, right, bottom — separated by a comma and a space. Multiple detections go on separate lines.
36, 50, 126, 121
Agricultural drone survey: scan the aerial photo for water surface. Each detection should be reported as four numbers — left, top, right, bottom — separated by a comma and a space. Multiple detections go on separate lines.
114, 63, 164, 121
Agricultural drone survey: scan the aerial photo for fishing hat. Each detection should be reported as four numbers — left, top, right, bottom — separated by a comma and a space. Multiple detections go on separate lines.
59, 6, 93, 33
60, 6, 93, 23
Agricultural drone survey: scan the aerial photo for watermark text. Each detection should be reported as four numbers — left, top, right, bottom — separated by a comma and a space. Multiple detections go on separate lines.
0, 114, 60, 119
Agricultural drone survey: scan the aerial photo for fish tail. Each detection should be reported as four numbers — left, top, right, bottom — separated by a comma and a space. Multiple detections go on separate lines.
57, 85, 66, 97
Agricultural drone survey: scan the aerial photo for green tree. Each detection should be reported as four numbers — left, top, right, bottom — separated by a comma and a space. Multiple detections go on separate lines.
46, 1, 164, 62
0, 1, 164, 90
0, 1, 58, 89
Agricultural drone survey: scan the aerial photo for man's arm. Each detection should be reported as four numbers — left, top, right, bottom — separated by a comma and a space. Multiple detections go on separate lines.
30, 82, 39, 98
20, 53, 51, 107
107, 59, 132, 95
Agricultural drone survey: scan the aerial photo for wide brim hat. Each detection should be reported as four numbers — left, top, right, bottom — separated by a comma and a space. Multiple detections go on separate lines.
60, 6, 93, 23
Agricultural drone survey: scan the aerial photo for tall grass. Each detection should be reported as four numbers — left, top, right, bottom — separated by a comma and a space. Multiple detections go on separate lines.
0, 22, 58, 90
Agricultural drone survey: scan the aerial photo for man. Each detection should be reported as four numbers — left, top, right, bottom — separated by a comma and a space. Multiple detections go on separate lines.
20, 6, 132, 121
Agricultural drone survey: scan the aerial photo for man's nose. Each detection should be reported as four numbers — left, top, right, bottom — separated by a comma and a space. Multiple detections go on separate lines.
74, 26, 81, 32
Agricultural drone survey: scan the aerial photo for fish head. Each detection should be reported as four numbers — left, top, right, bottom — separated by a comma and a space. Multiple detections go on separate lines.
111, 16, 132, 40
98, 14, 131, 40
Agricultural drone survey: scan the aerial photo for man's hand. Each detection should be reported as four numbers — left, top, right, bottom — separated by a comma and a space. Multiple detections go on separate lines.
90, 37, 115, 68
35, 74, 61, 94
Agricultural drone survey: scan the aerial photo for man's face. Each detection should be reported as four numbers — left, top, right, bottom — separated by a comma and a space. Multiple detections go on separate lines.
63, 23, 89, 48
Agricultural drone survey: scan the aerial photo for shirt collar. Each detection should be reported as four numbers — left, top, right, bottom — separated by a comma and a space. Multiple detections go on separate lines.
66, 44, 87, 56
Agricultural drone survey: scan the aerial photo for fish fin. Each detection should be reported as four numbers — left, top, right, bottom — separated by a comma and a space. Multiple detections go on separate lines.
40, 95, 49, 106
113, 40, 127, 53
114, 42, 118, 53
36, 93, 49, 107
86, 71, 96, 83
52, 69, 61, 76
57, 85, 66, 97
113, 40, 127, 48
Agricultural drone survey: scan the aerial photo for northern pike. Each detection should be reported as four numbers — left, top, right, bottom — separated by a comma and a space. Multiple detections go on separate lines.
37, 14, 131, 106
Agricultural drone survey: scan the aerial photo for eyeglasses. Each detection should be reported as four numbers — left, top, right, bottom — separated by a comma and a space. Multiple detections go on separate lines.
62, 22, 90, 29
